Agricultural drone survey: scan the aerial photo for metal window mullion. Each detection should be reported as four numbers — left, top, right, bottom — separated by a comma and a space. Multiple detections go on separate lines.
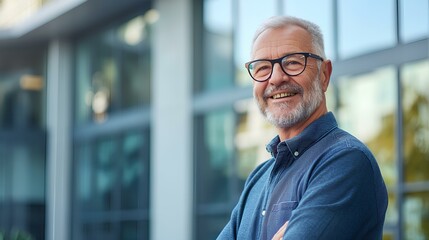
396, 65, 404, 240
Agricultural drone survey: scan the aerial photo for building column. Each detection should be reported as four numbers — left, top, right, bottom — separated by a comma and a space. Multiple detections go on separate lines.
150, 0, 193, 239
46, 39, 72, 240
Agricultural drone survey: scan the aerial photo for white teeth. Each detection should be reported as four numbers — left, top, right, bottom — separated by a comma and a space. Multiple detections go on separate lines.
272, 92, 295, 99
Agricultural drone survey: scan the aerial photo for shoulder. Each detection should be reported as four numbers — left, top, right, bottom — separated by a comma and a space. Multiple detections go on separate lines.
324, 128, 378, 166
310, 127, 384, 184
304, 128, 387, 200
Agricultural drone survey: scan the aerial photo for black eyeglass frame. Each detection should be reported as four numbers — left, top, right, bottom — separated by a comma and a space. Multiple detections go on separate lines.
244, 52, 324, 82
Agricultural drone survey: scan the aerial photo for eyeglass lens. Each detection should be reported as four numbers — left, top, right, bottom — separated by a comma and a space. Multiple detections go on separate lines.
248, 53, 307, 81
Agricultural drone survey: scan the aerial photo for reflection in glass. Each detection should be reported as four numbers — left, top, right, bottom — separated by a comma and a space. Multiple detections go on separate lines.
76, 142, 92, 210
325, 82, 337, 112
195, 109, 235, 205
386, 191, 398, 230
121, 132, 148, 210
73, 130, 150, 240
404, 192, 429, 239
81, 223, 97, 239
402, 60, 429, 182
120, 43, 151, 109
120, 221, 137, 240
95, 138, 118, 211
194, 108, 235, 239
399, 0, 429, 43
235, 0, 277, 86
200, 0, 234, 92
234, 99, 275, 181
383, 232, 394, 240
0, 48, 46, 240
336, 67, 397, 225
0, 53, 46, 129
0, 142, 46, 240
338, 0, 396, 58
76, 31, 117, 123
75, 13, 153, 124
283, 0, 335, 59
118, 220, 149, 240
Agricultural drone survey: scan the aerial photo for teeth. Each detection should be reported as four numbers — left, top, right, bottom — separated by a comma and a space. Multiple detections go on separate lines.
272, 92, 295, 99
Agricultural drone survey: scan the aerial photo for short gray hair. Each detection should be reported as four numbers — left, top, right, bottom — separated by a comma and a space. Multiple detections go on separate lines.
252, 16, 326, 58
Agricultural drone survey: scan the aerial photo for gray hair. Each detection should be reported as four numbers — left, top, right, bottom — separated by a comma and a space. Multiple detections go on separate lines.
252, 16, 326, 59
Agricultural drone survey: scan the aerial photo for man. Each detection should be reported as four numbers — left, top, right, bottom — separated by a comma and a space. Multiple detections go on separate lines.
217, 16, 388, 240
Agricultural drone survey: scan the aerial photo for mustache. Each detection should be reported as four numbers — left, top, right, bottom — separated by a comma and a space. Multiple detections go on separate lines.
263, 83, 303, 98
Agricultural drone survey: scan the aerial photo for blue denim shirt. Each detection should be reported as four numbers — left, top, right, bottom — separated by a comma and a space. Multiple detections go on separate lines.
217, 112, 388, 240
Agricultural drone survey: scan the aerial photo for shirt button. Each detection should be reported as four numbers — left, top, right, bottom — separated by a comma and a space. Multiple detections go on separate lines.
261, 210, 266, 216
294, 151, 299, 157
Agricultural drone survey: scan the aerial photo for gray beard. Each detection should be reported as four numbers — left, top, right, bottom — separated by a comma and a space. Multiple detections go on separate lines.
258, 78, 324, 129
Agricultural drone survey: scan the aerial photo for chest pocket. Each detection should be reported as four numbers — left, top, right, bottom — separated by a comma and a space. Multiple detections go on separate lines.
266, 201, 298, 238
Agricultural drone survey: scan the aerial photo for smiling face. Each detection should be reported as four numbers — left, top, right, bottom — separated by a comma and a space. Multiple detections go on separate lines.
252, 25, 332, 139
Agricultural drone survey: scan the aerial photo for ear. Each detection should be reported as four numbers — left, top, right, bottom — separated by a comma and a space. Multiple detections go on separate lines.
320, 60, 332, 92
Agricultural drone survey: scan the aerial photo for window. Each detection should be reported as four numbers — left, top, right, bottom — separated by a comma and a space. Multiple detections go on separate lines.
402, 60, 429, 183
283, 0, 335, 59
234, 99, 275, 180
194, 108, 236, 239
198, 0, 234, 92
73, 129, 150, 240
338, 0, 396, 59
75, 14, 152, 124
0, 139, 46, 240
72, 11, 153, 240
0, 51, 46, 129
399, 0, 429, 43
336, 66, 398, 231
404, 191, 429, 239
0, 47, 47, 240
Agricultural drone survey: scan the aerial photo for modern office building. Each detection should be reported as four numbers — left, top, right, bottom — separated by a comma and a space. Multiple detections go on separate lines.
0, 0, 427, 239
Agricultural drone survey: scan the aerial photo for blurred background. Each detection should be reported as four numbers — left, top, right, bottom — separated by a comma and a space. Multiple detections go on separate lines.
0, 0, 428, 239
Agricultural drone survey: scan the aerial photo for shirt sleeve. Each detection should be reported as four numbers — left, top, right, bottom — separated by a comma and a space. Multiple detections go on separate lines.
283, 147, 387, 240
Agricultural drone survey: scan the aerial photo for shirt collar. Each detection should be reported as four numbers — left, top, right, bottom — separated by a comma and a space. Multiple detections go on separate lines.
266, 112, 338, 158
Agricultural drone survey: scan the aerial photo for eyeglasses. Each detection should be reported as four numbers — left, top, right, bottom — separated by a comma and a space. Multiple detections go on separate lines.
245, 52, 324, 82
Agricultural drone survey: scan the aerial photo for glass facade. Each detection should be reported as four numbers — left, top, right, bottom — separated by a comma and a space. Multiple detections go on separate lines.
336, 67, 398, 230
199, 0, 234, 92
75, 14, 152, 124
337, 0, 396, 59
72, 11, 153, 240
194, 108, 235, 239
282, 0, 335, 59
195, 0, 429, 239
72, 129, 150, 240
402, 60, 429, 183
0, 47, 47, 239
399, 0, 429, 43
401, 60, 429, 239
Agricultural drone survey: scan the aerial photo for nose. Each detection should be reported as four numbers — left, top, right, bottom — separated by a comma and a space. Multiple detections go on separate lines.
269, 62, 289, 85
